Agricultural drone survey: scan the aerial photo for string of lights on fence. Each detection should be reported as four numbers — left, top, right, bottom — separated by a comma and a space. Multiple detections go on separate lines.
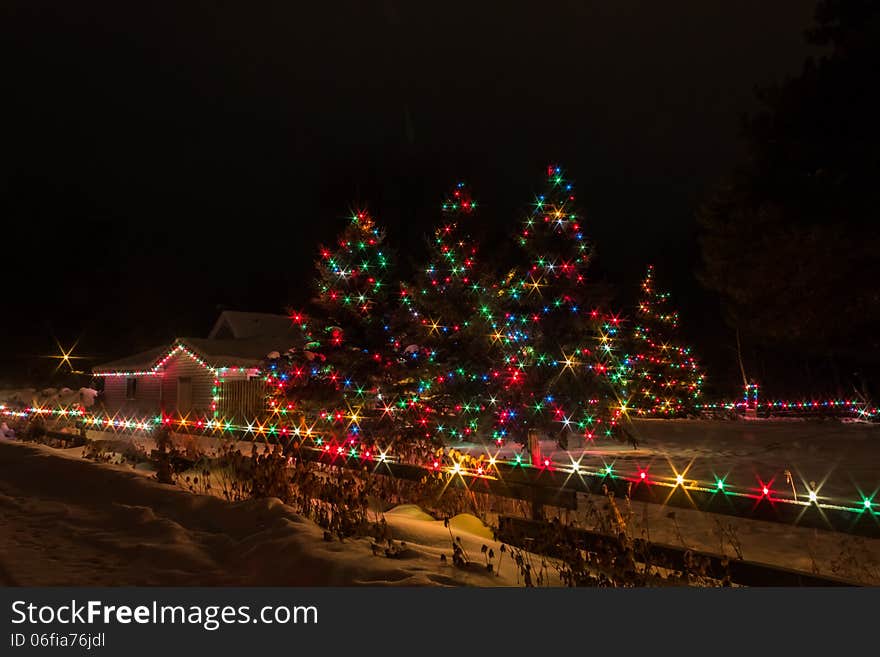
2, 403, 876, 517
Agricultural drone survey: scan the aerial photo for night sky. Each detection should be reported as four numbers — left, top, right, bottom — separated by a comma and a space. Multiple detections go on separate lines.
1, 1, 818, 386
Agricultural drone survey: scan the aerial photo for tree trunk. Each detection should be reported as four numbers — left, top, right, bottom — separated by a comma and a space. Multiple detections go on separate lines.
735, 328, 748, 387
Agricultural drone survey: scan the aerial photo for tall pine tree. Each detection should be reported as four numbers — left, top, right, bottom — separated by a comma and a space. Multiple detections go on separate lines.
265, 210, 407, 446
400, 183, 499, 443
488, 165, 627, 449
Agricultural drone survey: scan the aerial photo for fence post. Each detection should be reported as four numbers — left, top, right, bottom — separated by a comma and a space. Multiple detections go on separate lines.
528, 428, 541, 466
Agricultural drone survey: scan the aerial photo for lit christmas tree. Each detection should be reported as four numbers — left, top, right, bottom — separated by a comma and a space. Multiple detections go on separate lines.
629, 264, 704, 416
264, 210, 404, 445
488, 165, 628, 449
399, 183, 499, 443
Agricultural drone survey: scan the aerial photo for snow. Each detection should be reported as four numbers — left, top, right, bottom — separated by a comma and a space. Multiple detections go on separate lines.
448, 513, 495, 541
0, 437, 543, 586
2, 433, 877, 585
78, 387, 98, 407
384, 504, 435, 522
0, 386, 81, 408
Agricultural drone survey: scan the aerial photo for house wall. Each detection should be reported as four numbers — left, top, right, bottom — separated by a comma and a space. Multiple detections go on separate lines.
160, 352, 216, 417
98, 347, 275, 423
102, 375, 162, 417
101, 352, 217, 419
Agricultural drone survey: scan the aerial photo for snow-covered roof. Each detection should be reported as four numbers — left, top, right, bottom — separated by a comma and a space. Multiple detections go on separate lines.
93, 335, 304, 375
179, 336, 303, 369
93, 310, 304, 375
208, 311, 296, 340
92, 345, 172, 374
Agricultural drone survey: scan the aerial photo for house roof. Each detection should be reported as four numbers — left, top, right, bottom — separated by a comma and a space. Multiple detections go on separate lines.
93, 310, 304, 375
93, 335, 304, 375
178, 336, 303, 369
208, 311, 296, 340
92, 345, 173, 374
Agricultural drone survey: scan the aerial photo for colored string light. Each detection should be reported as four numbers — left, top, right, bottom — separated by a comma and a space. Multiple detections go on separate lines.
93, 342, 219, 377
695, 397, 878, 419
3, 402, 877, 516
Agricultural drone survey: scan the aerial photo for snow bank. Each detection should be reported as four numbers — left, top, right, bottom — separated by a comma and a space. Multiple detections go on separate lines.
0, 386, 80, 408
384, 504, 436, 522
449, 513, 495, 541
0, 439, 535, 586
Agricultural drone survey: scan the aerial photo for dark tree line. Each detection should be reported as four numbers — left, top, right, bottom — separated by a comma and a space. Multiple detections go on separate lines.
698, 0, 880, 398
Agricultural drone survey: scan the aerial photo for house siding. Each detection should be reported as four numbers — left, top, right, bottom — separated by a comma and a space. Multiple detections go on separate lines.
160, 353, 216, 417
96, 337, 270, 423
102, 375, 162, 417
100, 365, 264, 422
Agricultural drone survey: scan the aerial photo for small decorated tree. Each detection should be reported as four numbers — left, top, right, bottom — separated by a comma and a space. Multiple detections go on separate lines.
628, 264, 704, 416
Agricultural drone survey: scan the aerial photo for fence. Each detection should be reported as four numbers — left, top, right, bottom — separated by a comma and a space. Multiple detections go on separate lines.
218, 379, 265, 421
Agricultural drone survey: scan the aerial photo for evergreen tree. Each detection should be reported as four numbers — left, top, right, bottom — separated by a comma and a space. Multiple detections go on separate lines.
629, 265, 704, 416
488, 165, 627, 449
399, 183, 499, 443
698, 0, 880, 391
265, 210, 407, 446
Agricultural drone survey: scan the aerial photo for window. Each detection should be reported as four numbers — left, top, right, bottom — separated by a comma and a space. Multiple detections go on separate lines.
125, 377, 138, 400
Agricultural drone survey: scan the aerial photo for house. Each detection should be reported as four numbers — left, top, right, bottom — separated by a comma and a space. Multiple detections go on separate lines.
91, 311, 300, 423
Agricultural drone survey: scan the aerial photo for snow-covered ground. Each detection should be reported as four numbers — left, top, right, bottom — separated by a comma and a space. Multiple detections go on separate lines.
1, 432, 878, 585
0, 438, 551, 586
452, 418, 880, 504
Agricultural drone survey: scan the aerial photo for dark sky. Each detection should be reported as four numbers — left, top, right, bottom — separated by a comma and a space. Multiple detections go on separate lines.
1, 1, 818, 385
